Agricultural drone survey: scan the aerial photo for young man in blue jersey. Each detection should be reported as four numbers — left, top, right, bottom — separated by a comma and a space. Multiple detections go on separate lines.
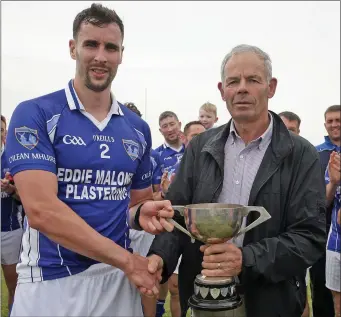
312, 105, 340, 317
5, 4, 174, 317
160, 121, 206, 192
1, 115, 23, 314
325, 151, 341, 316
155, 111, 185, 183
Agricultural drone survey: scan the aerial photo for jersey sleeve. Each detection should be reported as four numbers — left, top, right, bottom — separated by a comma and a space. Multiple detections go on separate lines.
6, 101, 57, 176
131, 123, 153, 190
151, 152, 162, 185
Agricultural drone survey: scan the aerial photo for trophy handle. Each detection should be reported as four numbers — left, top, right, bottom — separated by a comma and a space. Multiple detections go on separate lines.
167, 205, 196, 243
235, 206, 271, 238
166, 218, 196, 243
172, 205, 185, 216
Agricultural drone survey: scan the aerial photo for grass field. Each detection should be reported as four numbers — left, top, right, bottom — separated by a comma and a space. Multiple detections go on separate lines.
1, 273, 312, 317
1, 274, 8, 317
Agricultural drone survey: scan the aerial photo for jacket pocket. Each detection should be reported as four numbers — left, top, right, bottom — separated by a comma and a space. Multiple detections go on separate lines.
280, 277, 306, 316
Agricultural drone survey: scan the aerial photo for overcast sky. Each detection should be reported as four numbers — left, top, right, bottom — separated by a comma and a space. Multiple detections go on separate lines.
2, 1, 340, 147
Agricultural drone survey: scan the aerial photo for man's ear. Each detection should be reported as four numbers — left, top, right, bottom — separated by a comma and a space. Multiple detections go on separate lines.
217, 82, 225, 101
268, 77, 278, 99
69, 39, 76, 60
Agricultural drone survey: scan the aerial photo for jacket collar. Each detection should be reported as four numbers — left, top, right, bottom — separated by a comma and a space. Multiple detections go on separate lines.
202, 110, 293, 172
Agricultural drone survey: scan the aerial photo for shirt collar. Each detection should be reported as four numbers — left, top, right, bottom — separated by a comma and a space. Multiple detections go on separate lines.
229, 113, 273, 150
64, 79, 124, 116
163, 142, 184, 153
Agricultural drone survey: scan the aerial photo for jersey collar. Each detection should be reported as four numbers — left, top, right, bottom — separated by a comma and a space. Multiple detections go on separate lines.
163, 142, 185, 153
64, 79, 124, 116
321, 136, 340, 152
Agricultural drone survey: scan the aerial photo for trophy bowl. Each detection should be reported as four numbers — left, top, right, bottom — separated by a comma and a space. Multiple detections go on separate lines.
167, 203, 271, 316
180, 203, 247, 244
169, 203, 271, 245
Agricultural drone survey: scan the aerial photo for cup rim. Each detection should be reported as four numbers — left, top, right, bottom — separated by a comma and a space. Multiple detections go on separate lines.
182, 203, 245, 210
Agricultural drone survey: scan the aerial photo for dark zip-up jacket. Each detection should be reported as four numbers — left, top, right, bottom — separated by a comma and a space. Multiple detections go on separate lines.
148, 111, 327, 317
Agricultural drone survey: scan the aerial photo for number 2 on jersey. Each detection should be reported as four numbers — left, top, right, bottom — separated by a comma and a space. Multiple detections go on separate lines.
100, 144, 110, 159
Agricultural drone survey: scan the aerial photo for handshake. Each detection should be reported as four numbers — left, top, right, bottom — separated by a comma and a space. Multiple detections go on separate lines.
124, 253, 165, 297
124, 245, 243, 297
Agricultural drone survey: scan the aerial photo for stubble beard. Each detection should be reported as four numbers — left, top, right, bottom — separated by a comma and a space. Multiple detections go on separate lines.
84, 69, 116, 92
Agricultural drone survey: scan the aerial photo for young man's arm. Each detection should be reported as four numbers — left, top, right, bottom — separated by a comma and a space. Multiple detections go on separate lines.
14, 170, 134, 270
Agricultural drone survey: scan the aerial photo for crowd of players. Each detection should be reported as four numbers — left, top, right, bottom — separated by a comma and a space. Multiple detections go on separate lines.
1, 3, 340, 317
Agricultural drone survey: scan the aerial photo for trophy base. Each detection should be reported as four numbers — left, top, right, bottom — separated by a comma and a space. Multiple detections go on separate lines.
188, 275, 242, 313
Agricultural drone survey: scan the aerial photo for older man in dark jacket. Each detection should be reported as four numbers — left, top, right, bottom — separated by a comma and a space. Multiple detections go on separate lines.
147, 44, 326, 317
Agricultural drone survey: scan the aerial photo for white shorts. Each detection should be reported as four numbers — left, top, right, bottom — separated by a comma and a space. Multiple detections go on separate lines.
326, 249, 341, 292
11, 263, 143, 317
173, 255, 182, 275
129, 229, 155, 257
1, 229, 23, 265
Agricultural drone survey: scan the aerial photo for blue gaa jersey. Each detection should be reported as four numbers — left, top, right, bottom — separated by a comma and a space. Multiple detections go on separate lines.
316, 136, 341, 174
154, 143, 185, 176
325, 168, 341, 253
6, 80, 152, 283
1, 149, 21, 232
151, 149, 162, 185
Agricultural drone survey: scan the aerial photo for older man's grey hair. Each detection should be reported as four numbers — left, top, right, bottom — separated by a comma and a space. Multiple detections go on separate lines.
220, 44, 273, 83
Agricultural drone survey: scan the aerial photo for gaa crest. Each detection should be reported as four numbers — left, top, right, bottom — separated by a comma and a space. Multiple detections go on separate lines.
122, 139, 139, 161
15, 126, 39, 150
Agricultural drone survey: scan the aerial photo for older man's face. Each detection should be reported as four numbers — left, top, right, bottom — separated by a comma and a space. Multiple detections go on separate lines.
218, 52, 277, 124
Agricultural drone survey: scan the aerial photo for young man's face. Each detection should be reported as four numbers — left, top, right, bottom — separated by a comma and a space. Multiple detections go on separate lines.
325, 111, 340, 143
184, 124, 206, 146
280, 116, 300, 135
199, 109, 218, 129
159, 116, 182, 145
69, 22, 124, 92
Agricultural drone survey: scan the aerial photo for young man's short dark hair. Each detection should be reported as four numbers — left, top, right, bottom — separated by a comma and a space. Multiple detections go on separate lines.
324, 105, 341, 119
73, 3, 124, 40
124, 102, 142, 117
158, 111, 179, 125
278, 111, 301, 127
184, 120, 204, 136
1, 115, 6, 126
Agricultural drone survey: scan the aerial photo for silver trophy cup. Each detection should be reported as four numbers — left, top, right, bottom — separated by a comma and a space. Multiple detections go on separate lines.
167, 203, 271, 316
